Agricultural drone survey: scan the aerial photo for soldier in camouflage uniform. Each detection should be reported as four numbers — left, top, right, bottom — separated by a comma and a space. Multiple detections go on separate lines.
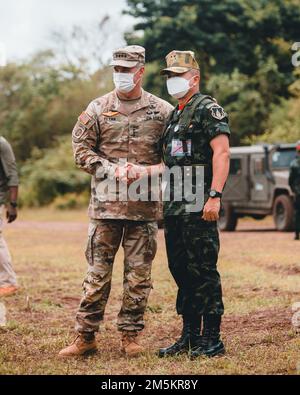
157, 51, 231, 358
59, 46, 173, 358
289, 141, 300, 240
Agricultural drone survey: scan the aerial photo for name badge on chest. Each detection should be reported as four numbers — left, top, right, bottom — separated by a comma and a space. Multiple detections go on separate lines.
171, 139, 192, 157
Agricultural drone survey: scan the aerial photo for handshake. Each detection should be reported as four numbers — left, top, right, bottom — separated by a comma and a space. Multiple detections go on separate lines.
114, 162, 149, 185
96, 162, 164, 184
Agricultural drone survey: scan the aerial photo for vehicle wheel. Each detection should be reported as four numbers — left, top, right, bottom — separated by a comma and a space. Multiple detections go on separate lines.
273, 195, 294, 231
218, 203, 238, 231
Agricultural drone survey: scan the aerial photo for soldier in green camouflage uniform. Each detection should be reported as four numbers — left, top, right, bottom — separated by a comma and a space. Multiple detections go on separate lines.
158, 51, 231, 359
59, 46, 173, 358
289, 142, 300, 240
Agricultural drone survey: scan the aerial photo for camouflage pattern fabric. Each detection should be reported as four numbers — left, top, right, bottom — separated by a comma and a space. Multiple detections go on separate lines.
110, 45, 145, 67
161, 92, 231, 217
72, 89, 173, 221
161, 91, 229, 318
289, 156, 300, 234
161, 50, 200, 75
164, 215, 224, 316
289, 157, 300, 196
294, 195, 300, 235
75, 219, 158, 334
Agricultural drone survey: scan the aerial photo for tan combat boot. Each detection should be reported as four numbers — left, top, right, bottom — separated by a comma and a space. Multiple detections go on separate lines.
58, 334, 97, 358
121, 331, 145, 357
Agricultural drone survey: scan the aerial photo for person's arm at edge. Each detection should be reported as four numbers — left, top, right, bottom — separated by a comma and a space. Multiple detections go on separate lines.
202, 134, 230, 221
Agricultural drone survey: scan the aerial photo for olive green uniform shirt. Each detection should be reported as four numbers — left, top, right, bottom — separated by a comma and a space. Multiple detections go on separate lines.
0, 137, 19, 205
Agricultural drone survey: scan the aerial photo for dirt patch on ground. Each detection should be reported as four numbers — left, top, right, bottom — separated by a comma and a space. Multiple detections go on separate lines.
224, 307, 292, 334
266, 263, 300, 275
222, 307, 295, 348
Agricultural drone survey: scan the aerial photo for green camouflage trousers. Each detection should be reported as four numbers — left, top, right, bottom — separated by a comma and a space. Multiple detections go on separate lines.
295, 195, 300, 234
164, 215, 224, 317
75, 219, 158, 334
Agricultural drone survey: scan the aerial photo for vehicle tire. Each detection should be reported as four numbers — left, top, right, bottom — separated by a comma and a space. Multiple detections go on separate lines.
273, 195, 294, 231
219, 203, 238, 231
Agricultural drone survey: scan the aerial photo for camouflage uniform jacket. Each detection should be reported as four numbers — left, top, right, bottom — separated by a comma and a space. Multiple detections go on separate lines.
161, 93, 231, 216
289, 157, 300, 196
72, 89, 173, 220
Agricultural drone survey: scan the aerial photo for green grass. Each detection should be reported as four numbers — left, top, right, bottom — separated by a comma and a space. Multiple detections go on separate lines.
0, 209, 299, 375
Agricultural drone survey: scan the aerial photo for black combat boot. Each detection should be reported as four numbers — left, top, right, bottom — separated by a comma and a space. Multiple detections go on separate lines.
190, 314, 225, 359
295, 232, 299, 240
158, 315, 202, 357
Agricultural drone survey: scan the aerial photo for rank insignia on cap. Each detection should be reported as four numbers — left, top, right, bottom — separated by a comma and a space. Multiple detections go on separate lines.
210, 105, 226, 120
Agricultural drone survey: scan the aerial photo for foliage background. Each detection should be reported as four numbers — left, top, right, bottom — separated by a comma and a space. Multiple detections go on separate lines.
0, 0, 299, 206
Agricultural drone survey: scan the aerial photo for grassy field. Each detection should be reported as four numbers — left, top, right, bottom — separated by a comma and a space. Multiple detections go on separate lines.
0, 208, 299, 375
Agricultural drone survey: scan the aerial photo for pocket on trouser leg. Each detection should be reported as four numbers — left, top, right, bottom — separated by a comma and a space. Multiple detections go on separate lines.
144, 222, 158, 261
82, 265, 113, 302
85, 222, 98, 266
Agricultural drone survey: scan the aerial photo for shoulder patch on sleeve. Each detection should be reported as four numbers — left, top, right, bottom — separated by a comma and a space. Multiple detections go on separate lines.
210, 105, 226, 120
73, 125, 87, 141
78, 111, 96, 129
79, 111, 92, 125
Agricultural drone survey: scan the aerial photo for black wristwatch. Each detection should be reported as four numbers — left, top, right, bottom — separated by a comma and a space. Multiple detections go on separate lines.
10, 201, 18, 208
209, 189, 222, 199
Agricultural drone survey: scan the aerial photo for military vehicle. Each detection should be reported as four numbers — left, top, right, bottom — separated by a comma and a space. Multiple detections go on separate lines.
219, 143, 297, 231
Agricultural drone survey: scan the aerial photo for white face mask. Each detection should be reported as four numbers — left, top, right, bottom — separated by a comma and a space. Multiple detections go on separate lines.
166, 76, 194, 99
113, 71, 140, 93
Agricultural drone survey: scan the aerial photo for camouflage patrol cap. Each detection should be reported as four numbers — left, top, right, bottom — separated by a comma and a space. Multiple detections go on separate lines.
161, 50, 200, 75
110, 45, 145, 68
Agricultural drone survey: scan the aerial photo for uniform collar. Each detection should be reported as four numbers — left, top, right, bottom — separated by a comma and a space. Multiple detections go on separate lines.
109, 89, 151, 115
175, 92, 201, 114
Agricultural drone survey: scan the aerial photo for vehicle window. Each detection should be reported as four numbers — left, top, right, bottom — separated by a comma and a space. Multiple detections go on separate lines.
230, 158, 242, 175
254, 158, 264, 174
272, 150, 297, 168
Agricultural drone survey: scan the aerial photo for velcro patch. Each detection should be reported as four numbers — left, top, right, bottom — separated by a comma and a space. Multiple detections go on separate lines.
79, 111, 92, 125
210, 105, 226, 120
73, 126, 86, 141
78, 112, 96, 130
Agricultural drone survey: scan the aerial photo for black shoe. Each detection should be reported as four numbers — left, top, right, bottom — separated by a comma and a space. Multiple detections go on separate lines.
295, 234, 300, 240
191, 339, 225, 358
158, 316, 202, 358
190, 314, 225, 359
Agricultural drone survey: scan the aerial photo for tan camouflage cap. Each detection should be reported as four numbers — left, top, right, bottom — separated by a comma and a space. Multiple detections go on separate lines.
161, 50, 199, 75
110, 45, 145, 68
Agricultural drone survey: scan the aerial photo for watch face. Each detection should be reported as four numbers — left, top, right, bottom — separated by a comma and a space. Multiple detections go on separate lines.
210, 190, 216, 197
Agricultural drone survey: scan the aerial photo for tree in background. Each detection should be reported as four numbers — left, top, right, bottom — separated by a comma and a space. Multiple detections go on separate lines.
0, 16, 116, 162
0, 17, 116, 206
1, 2, 299, 206
125, 0, 300, 144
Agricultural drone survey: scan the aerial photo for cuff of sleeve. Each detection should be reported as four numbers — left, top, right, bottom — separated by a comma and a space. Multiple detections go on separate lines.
95, 161, 117, 180
208, 124, 231, 142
